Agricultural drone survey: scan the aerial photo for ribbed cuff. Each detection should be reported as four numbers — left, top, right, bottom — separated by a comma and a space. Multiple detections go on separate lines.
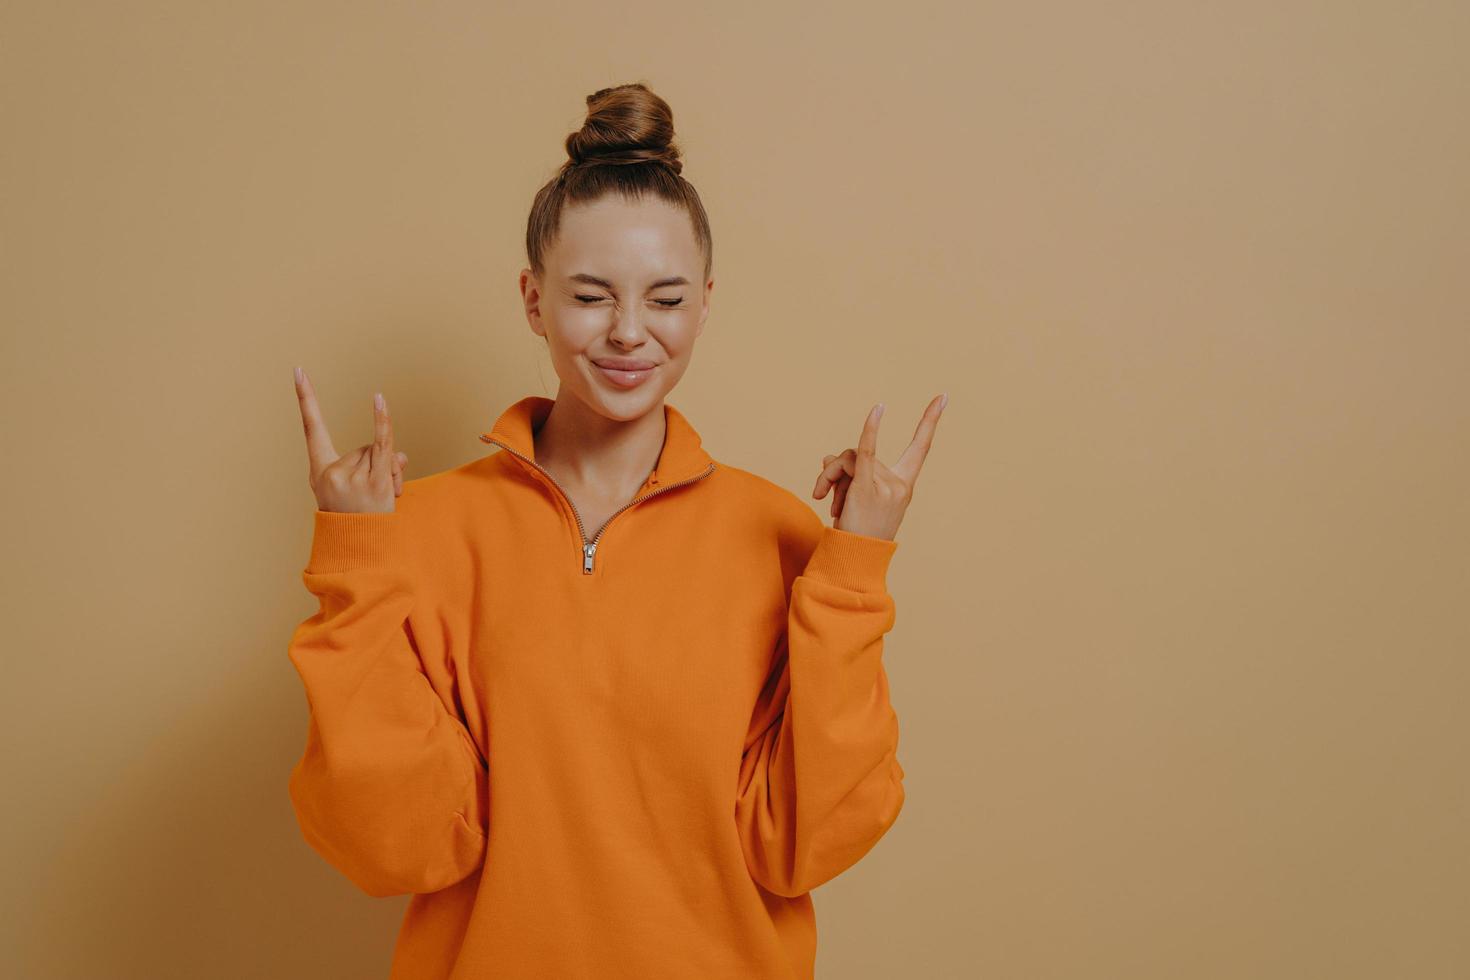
306, 509, 409, 574
800, 525, 899, 593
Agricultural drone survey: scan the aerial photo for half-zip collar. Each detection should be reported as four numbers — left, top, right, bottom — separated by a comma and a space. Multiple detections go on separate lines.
477, 395, 714, 487
476, 395, 717, 574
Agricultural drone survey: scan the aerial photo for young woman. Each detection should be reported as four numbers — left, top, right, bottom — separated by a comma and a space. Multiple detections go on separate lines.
286, 82, 946, 980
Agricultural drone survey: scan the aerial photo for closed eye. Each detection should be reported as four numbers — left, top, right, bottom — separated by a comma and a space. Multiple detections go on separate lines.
575, 295, 684, 307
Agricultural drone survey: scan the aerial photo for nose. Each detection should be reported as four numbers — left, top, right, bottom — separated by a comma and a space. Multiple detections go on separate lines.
608, 308, 649, 348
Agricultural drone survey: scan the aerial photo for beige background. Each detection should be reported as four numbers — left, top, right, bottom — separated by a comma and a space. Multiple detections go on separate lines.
3, 2, 1467, 978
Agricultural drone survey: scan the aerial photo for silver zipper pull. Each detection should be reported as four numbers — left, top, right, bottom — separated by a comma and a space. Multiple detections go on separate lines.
583, 541, 597, 574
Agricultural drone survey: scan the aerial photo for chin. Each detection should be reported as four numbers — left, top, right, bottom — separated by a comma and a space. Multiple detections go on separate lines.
573, 380, 662, 421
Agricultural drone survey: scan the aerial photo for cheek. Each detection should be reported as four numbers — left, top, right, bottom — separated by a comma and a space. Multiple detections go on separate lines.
652, 354, 693, 397
655, 316, 700, 355
546, 310, 606, 350
562, 303, 608, 326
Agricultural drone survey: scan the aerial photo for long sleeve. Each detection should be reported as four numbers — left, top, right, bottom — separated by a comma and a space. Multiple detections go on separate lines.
285, 507, 489, 898
735, 521, 907, 898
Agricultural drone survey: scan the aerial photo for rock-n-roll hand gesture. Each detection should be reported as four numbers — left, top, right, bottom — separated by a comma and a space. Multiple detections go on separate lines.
294, 366, 410, 514
812, 393, 947, 542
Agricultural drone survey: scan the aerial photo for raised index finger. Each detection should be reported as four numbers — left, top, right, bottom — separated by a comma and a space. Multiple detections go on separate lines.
854, 401, 884, 480
893, 392, 947, 486
294, 367, 338, 477
367, 391, 394, 477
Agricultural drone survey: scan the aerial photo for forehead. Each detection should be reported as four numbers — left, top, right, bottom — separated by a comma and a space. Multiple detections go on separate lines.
550, 196, 700, 281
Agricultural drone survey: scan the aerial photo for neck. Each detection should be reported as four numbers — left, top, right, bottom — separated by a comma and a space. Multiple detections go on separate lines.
533, 390, 665, 493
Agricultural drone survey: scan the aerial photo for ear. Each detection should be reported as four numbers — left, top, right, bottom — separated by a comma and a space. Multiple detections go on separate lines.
521, 268, 545, 337
696, 277, 713, 338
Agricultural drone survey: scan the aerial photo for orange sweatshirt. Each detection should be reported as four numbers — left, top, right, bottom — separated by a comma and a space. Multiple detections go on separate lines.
286, 394, 906, 979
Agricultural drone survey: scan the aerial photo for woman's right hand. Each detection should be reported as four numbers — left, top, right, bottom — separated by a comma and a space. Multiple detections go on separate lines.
294, 366, 409, 514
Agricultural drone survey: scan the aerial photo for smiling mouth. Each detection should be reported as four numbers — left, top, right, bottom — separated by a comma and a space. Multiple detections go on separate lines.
591, 359, 659, 388
592, 358, 659, 371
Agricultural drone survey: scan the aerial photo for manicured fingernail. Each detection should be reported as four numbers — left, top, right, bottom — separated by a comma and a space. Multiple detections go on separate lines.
874, 402, 885, 419
374, 392, 384, 410
939, 392, 948, 409
293, 366, 303, 384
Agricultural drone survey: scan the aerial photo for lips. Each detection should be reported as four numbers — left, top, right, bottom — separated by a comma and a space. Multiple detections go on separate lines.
593, 357, 658, 371
591, 357, 659, 389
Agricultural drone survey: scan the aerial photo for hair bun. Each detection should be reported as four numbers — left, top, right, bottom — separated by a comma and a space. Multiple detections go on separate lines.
564, 82, 683, 175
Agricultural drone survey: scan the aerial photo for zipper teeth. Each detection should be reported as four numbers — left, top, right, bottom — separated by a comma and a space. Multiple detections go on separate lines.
588, 461, 717, 548
478, 438, 589, 546
479, 435, 716, 555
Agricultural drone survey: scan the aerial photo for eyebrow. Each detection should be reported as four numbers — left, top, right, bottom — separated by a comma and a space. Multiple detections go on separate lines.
568, 273, 690, 290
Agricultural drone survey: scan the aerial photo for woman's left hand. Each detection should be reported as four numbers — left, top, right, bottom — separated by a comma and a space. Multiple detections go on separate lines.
812, 393, 947, 541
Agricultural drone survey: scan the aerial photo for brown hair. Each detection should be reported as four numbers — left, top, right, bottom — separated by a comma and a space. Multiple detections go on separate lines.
525, 82, 713, 283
